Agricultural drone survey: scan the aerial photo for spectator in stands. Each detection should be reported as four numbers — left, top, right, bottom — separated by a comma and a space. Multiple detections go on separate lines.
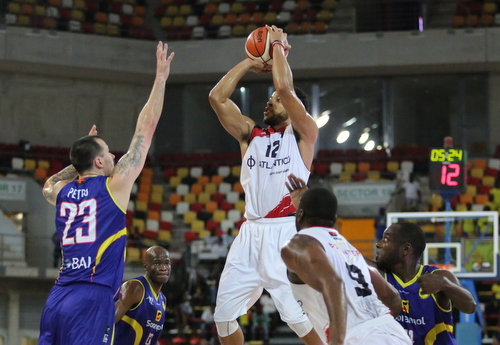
259, 290, 279, 331
200, 305, 216, 345
490, 178, 500, 209
176, 293, 194, 334
374, 207, 387, 240
37, 42, 174, 345
208, 24, 321, 345
51, 231, 61, 268
251, 303, 271, 342
211, 236, 228, 260
403, 173, 421, 211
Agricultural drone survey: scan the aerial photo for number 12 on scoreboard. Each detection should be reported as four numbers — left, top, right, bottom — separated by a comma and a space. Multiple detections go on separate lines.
440, 163, 460, 186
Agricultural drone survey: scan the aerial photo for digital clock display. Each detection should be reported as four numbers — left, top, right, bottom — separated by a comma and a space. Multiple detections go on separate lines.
429, 148, 466, 192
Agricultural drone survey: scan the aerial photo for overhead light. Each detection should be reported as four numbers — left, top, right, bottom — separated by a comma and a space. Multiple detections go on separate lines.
358, 132, 370, 145
364, 140, 375, 151
316, 111, 330, 128
341, 117, 357, 128
337, 130, 350, 144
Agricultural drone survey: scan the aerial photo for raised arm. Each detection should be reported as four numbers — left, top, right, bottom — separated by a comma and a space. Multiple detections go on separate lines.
266, 25, 318, 168
417, 270, 476, 314
109, 42, 174, 210
368, 266, 401, 317
115, 280, 144, 323
42, 125, 98, 205
208, 59, 261, 146
281, 235, 346, 345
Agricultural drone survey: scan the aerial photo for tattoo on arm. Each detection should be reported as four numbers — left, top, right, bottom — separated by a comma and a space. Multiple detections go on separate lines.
43, 165, 78, 203
113, 135, 146, 176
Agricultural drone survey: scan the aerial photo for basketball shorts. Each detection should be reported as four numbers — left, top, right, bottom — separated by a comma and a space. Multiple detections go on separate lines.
38, 283, 115, 345
214, 217, 308, 325
345, 314, 412, 345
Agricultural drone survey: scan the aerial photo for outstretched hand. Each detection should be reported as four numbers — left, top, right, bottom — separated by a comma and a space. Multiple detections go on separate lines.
156, 41, 175, 82
265, 25, 291, 52
286, 174, 308, 209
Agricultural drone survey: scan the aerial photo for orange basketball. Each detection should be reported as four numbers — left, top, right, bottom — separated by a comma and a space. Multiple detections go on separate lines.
245, 26, 272, 65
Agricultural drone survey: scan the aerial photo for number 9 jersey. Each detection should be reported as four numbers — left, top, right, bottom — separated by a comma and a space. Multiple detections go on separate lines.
290, 227, 410, 345
55, 175, 127, 293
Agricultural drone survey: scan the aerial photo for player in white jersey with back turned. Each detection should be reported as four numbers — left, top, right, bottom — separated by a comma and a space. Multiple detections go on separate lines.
208, 25, 322, 345
281, 176, 411, 345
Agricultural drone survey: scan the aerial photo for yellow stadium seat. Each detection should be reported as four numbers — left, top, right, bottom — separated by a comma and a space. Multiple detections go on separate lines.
24, 158, 36, 170
386, 161, 399, 172
198, 192, 211, 204
152, 184, 164, 194
367, 171, 381, 181
235, 200, 246, 214
343, 162, 356, 173
338, 172, 351, 182
191, 220, 205, 233
205, 183, 217, 194
231, 165, 241, 177
150, 192, 163, 204
466, 185, 477, 197
199, 230, 211, 239
213, 210, 227, 222
132, 218, 145, 231
183, 211, 197, 224
483, 176, 496, 187
126, 247, 141, 262
169, 176, 181, 188
158, 230, 171, 242
183, 193, 197, 204
135, 201, 148, 212
38, 160, 50, 170
470, 168, 484, 179
177, 167, 189, 178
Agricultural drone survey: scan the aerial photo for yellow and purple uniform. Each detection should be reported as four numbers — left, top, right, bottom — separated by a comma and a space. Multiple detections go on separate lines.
387, 265, 456, 345
115, 276, 167, 345
39, 176, 127, 345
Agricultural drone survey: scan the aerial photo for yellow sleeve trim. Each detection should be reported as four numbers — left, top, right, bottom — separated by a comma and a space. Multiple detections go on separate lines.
424, 322, 453, 345
95, 228, 127, 267
106, 177, 126, 214
120, 315, 143, 345
129, 279, 145, 312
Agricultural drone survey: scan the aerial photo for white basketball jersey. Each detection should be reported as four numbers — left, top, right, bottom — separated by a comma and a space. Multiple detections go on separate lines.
241, 124, 310, 220
291, 227, 390, 344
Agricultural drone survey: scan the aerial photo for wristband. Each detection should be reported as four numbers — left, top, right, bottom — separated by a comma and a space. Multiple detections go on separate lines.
271, 40, 285, 49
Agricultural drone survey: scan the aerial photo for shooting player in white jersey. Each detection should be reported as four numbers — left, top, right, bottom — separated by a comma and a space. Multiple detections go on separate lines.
208, 25, 321, 345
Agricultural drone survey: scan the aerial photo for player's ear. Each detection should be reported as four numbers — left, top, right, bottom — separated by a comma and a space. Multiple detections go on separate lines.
401, 243, 412, 256
94, 156, 104, 169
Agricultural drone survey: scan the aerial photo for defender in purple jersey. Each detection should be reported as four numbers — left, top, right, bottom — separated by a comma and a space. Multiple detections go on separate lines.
115, 246, 171, 345
38, 42, 175, 345
375, 223, 476, 345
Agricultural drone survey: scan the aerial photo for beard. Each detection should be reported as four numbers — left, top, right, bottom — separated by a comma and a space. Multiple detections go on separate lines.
263, 111, 288, 127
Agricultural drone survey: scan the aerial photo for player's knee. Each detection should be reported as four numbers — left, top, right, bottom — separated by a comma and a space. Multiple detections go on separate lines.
215, 320, 239, 337
287, 319, 313, 338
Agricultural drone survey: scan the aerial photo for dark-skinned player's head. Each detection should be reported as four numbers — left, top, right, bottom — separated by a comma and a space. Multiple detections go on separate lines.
296, 187, 337, 230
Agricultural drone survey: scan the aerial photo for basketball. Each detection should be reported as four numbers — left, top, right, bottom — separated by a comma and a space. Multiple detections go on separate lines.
245, 27, 273, 65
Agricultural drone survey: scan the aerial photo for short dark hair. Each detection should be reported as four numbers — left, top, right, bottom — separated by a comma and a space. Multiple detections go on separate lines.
394, 222, 426, 257
299, 187, 337, 226
70, 135, 103, 174
294, 86, 309, 112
